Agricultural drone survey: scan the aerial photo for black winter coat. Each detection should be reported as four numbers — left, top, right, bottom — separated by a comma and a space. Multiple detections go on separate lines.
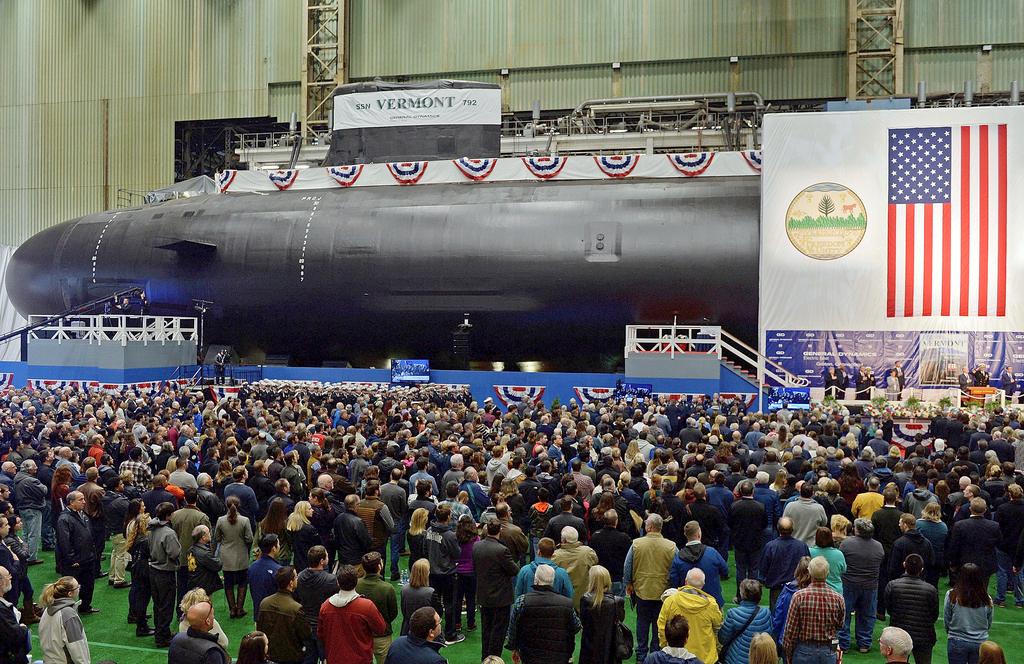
333, 510, 372, 566
0, 599, 29, 664
687, 499, 728, 547
287, 523, 321, 572
888, 530, 934, 579
472, 536, 519, 607
885, 574, 939, 646
102, 490, 130, 536
590, 527, 632, 583
56, 509, 97, 574
579, 592, 625, 664
186, 541, 223, 595
994, 499, 1024, 553
513, 587, 580, 664
728, 498, 767, 552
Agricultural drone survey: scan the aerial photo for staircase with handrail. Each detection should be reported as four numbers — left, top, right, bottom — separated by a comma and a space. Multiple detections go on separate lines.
624, 323, 809, 389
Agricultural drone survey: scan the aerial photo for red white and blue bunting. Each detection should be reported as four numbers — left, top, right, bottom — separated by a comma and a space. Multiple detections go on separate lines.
0, 373, 14, 389
521, 156, 567, 180
327, 165, 364, 187
891, 420, 931, 449
493, 385, 546, 406
573, 386, 616, 404
452, 158, 498, 181
25, 379, 190, 394
741, 150, 762, 172
216, 170, 238, 193
27, 379, 89, 392
387, 161, 429, 185
593, 154, 640, 178
667, 152, 715, 177
269, 169, 300, 191
216, 151, 761, 193
720, 393, 759, 409
211, 386, 242, 400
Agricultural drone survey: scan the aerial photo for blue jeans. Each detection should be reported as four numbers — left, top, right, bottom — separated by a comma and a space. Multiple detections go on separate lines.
995, 549, 1024, 604
792, 642, 836, 664
389, 520, 407, 577
839, 585, 876, 650
20, 508, 42, 561
635, 598, 662, 663
41, 502, 55, 550
302, 636, 323, 664
947, 637, 983, 664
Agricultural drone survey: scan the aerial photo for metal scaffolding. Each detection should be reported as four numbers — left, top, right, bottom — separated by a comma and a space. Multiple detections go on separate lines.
301, 0, 347, 137
847, 0, 904, 99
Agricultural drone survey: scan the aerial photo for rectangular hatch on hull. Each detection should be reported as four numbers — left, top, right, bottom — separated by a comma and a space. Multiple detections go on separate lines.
154, 239, 218, 257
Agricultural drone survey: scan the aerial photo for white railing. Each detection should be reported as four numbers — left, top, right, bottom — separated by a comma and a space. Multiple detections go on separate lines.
624, 323, 809, 388
28, 315, 198, 347
624, 324, 722, 358
956, 387, 1007, 409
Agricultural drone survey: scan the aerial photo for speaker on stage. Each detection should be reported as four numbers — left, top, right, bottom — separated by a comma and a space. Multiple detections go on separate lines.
200, 345, 237, 365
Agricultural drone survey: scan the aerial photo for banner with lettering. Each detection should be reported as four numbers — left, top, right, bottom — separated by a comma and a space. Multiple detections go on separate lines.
765, 329, 1024, 388
333, 89, 501, 130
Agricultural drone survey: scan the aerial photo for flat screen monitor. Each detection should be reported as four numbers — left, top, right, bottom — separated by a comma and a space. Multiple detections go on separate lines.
766, 386, 811, 411
391, 359, 430, 384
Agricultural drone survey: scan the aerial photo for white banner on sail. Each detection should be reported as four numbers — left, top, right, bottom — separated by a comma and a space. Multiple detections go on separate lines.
333, 89, 501, 130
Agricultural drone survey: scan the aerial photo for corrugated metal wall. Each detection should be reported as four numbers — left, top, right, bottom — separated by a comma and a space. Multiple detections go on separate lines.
2, 1, 1022, 246
0, 0, 300, 247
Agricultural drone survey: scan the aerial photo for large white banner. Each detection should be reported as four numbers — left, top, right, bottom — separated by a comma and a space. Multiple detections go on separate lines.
333, 88, 501, 130
760, 106, 1024, 350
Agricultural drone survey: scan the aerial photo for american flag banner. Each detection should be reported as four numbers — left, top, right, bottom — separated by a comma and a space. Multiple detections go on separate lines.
887, 124, 1008, 317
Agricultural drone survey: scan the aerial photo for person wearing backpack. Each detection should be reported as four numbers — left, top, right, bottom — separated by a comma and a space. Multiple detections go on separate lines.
528, 488, 553, 559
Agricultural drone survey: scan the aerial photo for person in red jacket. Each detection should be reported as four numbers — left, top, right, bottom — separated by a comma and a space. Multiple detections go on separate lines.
317, 564, 388, 664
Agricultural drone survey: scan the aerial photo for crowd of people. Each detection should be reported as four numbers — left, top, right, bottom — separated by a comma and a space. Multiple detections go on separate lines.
0, 381, 1019, 664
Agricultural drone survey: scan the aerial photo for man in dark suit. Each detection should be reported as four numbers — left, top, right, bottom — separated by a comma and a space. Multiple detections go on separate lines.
56, 491, 99, 614
472, 521, 519, 660
855, 367, 872, 400
958, 366, 972, 393
973, 364, 991, 387
946, 497, 1001, 588
1000, 365, 1017, 403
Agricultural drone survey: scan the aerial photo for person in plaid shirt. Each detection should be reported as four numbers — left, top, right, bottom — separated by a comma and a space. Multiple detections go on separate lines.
119, 446, 152, 487
782, 556, 846, 664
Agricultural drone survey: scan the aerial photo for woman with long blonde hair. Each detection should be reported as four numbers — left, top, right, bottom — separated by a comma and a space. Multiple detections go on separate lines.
400, 558, 441, 635
285, 500, 320, 571
580, 565, 625, 664
124, 498, 155, 635
407, 507, 430, 565
38, 576, 90, 663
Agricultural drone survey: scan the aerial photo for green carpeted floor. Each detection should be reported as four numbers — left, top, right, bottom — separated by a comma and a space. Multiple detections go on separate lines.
24, 544, 1024, 663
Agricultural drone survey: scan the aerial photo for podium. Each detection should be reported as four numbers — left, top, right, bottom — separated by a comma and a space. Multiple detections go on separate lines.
965, 386, 996, 405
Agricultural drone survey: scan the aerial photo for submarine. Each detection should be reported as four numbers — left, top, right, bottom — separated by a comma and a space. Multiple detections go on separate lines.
6, 82, 763, 369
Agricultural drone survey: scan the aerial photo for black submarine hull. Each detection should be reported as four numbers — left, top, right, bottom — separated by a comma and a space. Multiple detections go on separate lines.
7, 177, 761, 368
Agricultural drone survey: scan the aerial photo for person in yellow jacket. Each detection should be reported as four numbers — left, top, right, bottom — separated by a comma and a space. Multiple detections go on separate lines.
657, 568, 723, 664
